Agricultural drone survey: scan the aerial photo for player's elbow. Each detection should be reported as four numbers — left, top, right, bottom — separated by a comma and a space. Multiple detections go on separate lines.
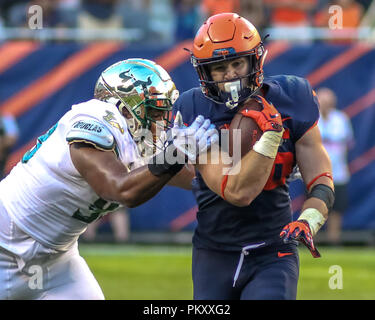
97, 184, 140, 208
118, 191, 142, 208
224, 183, 265, 207
225, 190, 257, 207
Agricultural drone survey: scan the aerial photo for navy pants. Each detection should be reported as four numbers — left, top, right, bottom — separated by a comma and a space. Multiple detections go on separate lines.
192, 243, 299, 300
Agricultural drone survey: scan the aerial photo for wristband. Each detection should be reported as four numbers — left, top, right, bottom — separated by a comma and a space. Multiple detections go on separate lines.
148, 141, 186, 177
253, 130, 283, 159
307, 184, 335, 210
298, 208, 327, 236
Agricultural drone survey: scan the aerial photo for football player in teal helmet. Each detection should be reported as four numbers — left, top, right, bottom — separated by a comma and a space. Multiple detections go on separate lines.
0, 58, 217, 300
94, 58, 179, 155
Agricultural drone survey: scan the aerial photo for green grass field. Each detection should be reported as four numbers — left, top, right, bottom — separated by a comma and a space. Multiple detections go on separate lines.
79, 243, 375, 300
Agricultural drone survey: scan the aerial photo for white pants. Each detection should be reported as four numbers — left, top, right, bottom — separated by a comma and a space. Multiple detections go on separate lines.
0, 206, 104, 300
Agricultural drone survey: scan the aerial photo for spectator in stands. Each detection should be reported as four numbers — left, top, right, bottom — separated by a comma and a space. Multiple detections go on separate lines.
240, 0, 266, 33
263, 0, 317, 27
314, 0, 364, 42
263, 0, 317, 41
78, 0, 123, 30
83, 208, 131, 243
117, 0, 150, 42
316, 87, 354, 245
356, 0, 372, 11
0, 113, 19, 180
172, 0, 203, 42
200, 0, 240, 19
359, 0, 375, 41
6, 0, 76, 28
55, 0, 80, 28
0, 0, 28, 26
147, 0, 175, 45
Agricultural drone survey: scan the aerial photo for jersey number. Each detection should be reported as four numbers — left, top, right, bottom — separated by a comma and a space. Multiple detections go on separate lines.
22, 123, 58, 163
263, 152, 294, 190
72, 198, 120, 223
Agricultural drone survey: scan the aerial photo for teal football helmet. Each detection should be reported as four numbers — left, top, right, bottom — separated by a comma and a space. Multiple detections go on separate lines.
94, 58, 179, 151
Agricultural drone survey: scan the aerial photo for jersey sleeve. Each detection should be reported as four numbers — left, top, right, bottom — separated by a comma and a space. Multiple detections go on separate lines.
172, 96, 181, 124
172, 89, 198, 127
65, 100, 127, 157
66, 117, 116, 152
293, 78, 320, 141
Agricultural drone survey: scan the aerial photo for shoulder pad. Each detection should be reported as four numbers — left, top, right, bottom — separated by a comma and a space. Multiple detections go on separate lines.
66, 118, 116, 151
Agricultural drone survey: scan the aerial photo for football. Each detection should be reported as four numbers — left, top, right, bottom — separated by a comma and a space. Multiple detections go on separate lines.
228, 99, 263, 157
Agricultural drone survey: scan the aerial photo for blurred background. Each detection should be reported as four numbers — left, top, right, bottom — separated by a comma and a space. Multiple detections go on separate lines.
0, 0, 375, 299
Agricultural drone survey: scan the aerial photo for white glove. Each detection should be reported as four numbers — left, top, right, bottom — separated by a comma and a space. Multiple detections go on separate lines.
171, 111, 219, 162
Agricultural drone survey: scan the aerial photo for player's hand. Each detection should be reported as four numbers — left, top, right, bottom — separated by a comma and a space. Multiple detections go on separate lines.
171, 111, 219, 161
241, 95, 283, 133
280, 220, 321, 258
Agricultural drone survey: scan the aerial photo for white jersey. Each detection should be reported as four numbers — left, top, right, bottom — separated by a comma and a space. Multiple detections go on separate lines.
0, 99, 144, 251
318, 109, 354, 184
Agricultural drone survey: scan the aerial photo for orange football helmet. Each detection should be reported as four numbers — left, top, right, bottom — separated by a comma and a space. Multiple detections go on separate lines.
190, 13, 267, 108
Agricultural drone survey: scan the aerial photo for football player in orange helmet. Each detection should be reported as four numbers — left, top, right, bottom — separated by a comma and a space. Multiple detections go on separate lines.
190, 13, 267, 109
174, 13, 334, 300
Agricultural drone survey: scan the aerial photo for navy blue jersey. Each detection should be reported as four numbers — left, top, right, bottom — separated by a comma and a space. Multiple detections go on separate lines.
173, 75, 320, 251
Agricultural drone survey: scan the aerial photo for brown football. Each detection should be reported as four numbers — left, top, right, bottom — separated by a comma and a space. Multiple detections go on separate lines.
228, 99, 263, 158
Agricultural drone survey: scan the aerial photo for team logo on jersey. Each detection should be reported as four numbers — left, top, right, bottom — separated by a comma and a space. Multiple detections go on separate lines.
103, 110, 124, 134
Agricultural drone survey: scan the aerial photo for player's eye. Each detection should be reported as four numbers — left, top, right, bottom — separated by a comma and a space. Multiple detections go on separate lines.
211, 64, 226, 72
232, 61, 243, 68
148, 108, 165, 120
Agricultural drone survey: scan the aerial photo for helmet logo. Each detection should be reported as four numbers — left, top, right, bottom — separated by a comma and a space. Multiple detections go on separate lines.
212, 47, 235, 57
118, 69, 152, 93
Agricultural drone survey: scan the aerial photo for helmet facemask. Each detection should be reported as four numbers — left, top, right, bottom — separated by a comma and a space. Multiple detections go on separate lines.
192, 43, 266, 109
121, 96, 173, 156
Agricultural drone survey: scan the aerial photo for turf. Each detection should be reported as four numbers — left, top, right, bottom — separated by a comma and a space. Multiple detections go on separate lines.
79, 243, 375, 300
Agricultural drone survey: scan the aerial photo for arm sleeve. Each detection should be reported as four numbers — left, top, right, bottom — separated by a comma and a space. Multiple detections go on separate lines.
172, 89, 198, 127
172, 96, 181, 121
294, 79, 320, 141
66, 117, 116, 153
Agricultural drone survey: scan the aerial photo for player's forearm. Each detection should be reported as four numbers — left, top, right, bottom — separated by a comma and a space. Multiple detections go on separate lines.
167, 164, 195, 190
224, 150, 275, 206
110, 165, 173, 208
298, 181, 335, 236
223, 130, 282, 206
301, 197, 329, 219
